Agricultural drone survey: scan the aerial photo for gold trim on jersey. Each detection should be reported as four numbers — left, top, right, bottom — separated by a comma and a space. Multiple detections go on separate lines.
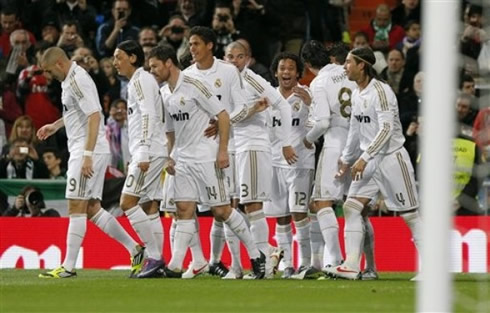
78, 172, 87, 197
70, 78, 84, 101
141, 114, 149, 144
366, 122, 390, 156
244, 72, 264, 94
230, 107, 249, 124
373, 82, 389, 111
250, 151, 258, 200
134, 79, 145, 101
135, 171, 145, 194
183, 75, 212, 99
396, 152, 417, 206
214, 162, 227, 202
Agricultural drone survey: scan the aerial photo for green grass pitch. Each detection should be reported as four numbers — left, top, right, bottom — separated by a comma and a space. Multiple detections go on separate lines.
0, 270, 488, 313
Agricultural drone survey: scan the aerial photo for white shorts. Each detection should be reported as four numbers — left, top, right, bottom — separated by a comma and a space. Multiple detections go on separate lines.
223, 152, 239, 199
236, 150, 272, 204
160, 173, 176, 213
122, 156, 166, 203
312, 148, 350, 201
348, 148, 419, 212
264, 167, 314, 217
174, 161, 229, 207
66, 153, 110, 200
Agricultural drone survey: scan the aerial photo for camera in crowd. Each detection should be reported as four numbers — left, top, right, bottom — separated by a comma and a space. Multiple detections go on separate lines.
25, 190, 44, 208
171, 25, 184, 34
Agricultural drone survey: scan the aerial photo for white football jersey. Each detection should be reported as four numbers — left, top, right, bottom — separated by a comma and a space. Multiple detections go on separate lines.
341, 78, 405, 164
310, 63, 357, 148
61, 62, 109, 154
127, 67, 167, 162
185, 57, 247, 153
233, 68, 292, 153
161, 72, 225, 163
270, 86, 315, 169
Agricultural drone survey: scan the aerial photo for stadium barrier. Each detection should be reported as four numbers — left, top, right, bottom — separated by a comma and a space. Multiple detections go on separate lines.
0, 216, 488, 272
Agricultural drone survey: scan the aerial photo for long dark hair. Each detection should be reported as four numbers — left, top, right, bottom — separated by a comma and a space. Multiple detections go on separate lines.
350, 47, 383, 81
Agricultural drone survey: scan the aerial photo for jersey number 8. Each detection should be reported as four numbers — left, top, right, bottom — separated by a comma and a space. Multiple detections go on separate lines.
338, 87, 352, 118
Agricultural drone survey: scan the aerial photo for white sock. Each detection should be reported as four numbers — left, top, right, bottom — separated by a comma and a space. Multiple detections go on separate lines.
401, 210, 422, 270
209, 219, 226, 264
363, 216, 376, 271
247, 209, 269, 255
148, 212, 164, 258
343, 199, 364, 271
168, 219, 195, 271
225, 209, 259, 259
317, 207, 343, 265
189, 215, 207, 266
125, 205, 159, 260
91, 209, 138, 256
309, 215, 324, 269
294, 218, 311, 268
170, 218, 177, 253
62, 214, 87, 272
224, 222, 242, 272
276, 223, 293, 268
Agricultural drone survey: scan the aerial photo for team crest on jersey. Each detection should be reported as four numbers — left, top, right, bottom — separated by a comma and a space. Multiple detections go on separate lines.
215, 78, 222, 88
292, 101, 301, 112
180, 97, 185, 106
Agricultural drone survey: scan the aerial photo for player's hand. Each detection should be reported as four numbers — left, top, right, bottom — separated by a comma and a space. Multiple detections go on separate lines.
37, 123, 57, 140
217, 150, 229, 169
335, 159, 349, 179
303, 137, 314, 149
282, 146, 298, 165
351, 157, 367, 181
204, 119, 218, 138
81, 156, 94, 178
138, 161, 150, 172
165, 158, 176, 175
253, 97, 269, 114
293, 86, 311, 106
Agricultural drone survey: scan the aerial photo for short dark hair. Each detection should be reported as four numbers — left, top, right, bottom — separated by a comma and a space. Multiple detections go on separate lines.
42, 147, 62, 160
301, 40, 330, 69
215, 0, 234, 16
110, 98, 127, 109
0, 6, 18, 17
116, 40, 145, 68
270, 52, 304, 80
388, 48, 405, 60
148, 44, 179, 66
459, 73, 474, 89
113, 0, 131, 9
328, 42, 350, 64
404, 20, 420, 31
189, 26, 217, 52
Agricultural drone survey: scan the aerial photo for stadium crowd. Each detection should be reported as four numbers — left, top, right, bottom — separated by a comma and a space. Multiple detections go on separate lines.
0, 0, 488, 279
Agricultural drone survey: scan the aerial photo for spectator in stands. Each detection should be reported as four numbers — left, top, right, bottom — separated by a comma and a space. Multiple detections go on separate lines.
142, 43, 157, 71
0, 137, 49, 179
398, 71, 423, 132
351, 31, 387, 74
95, 0, 140, 58
380, 49, 411, 96
50, 0, 97, 47
0, 29, 36, 87
473, 106, 490, 158
106, 98, 129, 175
396, 20, 421, 57
236, 38, 273, 83
57, 21, 85, 58
460, 73, 476, 96
361, 4, 405, 53
40, 17, 61, 47
138, 27, 158, 47
212, 1, 242, 60
71, 47, 110, 105
42, 148, 66, 180
403, 115, 420, 176
0, 82, 23, 137
3, 185, 60, 217
176, 0, 211, 28
457, 93, 476, 137
100, 57, 122, 117
158, 15, 190, 62
17, 42, 61, 131
0, 7, 36, 59
391, 0, 421, 27
461, 4, 486, 61
2, 115, 40, 160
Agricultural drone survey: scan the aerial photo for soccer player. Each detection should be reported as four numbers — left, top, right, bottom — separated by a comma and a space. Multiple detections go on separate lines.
148, 44, 266, 279
327, 47, 421, 280
37, 47, 144, 278
181, 26, 251, 278
294, 40, 358, 279
262, 51, 314, 278
113, 40, 167, 278
223, 42, 297, 278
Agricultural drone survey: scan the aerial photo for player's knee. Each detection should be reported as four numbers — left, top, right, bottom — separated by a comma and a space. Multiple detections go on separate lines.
277, 215, 291, 225
212, 204, 232, 221
119, 194, 139, 211
292, 212, 308, 222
